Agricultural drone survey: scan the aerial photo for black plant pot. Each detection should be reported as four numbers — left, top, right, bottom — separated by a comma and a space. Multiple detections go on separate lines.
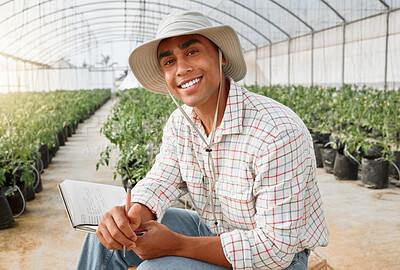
38, 144, 50, 169
63, 126, 69, 141
312, 132, 330, 145
66, 125, 73, 137
6, 184, 27, 216
389, 151, 400, 180
363, 145, 384, 159
32, 164, 43, 193
26, 184, 35, 201
54, 134, 60, 152
333, 152, 359, 180
0, 186, 15, 229
35, 154, 44, 175
72, 121, 78, 134
313, 143, 324, 168
361, 158, 389, 189
49, 145, 56, 161
321, 147, 337, 174
57, 130, 65, 146
49, 135, 60, 161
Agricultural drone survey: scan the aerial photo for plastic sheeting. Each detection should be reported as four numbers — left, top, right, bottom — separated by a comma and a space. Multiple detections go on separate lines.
1, 0, 400, 91
243, 9, 400, 89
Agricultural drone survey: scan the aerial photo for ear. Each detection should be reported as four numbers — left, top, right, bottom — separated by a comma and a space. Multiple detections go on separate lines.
222, 56, 227, 66
219, 49, 227, 66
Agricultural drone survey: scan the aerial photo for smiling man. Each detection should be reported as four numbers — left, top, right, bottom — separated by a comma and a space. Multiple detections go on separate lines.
76, 11, 328, 270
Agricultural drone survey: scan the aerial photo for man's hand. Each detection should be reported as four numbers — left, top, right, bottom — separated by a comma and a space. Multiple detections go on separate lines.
96, 203, 142, 250
132, 220, 231, 268
132, 220, 181, 260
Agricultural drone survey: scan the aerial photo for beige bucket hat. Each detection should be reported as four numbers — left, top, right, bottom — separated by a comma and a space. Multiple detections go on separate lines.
128, 11, 247, 94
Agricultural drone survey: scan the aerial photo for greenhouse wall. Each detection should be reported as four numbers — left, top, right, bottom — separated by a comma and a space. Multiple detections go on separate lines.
0, 67, 113, 92
244, 9, 400, 89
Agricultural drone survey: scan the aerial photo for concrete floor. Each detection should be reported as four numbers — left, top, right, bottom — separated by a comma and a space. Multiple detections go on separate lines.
314, 170, 400, 270
1, 98, 400, 270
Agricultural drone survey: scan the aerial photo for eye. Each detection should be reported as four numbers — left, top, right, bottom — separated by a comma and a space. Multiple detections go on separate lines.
187, 50, 198, 56
164, 59, 174, 66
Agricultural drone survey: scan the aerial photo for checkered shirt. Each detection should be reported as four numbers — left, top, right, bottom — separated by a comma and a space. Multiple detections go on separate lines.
131, 81, 328, 269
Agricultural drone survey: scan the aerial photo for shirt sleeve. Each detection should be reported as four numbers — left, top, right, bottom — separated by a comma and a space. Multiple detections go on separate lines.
220, 129, 316, 269
130, 115, 184, 222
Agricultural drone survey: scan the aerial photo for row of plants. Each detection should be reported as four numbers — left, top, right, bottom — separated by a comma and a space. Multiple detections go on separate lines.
97, 88, 176, 189
0, 89, 111, 230
100, 85, 399, 190
248, 84, 400, 188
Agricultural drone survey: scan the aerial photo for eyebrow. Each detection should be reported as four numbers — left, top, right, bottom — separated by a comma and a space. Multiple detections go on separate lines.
179, 38, 200, 50
158, 39, 201, 62
158, 50, 172, 62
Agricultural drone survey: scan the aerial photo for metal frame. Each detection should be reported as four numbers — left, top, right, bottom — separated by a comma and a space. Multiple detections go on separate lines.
1, 0, 267, 66
0, 0, 396, 91
320, 0, 346, 86
269, 0, 314, 86
379, 0, 390, 89
22, 24, 157, 63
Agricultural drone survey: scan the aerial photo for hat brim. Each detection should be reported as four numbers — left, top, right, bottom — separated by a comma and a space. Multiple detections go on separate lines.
129, 25, 246, 95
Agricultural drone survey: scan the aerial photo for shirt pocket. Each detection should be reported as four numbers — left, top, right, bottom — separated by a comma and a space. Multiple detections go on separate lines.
179, 161, 206, 209
216, 177, 256, 229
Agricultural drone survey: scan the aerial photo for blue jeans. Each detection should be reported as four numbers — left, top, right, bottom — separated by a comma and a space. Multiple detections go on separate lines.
76, 208, 309, 270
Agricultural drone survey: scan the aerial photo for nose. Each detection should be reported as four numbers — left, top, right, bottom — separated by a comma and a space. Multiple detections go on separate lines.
176, 58, 192, 77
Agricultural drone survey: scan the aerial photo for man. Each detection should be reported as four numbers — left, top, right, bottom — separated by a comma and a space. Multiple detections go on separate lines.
77, 11, 328, 270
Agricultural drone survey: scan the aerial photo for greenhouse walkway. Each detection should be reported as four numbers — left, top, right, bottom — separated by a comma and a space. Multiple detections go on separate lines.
0, 98, 120, 270
1, 97, 400, 270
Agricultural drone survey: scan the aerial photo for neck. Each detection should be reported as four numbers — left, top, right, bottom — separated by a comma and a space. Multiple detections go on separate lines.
194, 79, 229, 137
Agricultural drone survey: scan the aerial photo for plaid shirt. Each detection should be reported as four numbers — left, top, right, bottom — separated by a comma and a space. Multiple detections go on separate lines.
131, 81, 328, 269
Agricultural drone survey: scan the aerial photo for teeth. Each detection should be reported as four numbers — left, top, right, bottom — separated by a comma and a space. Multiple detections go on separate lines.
181, 78, 200, 89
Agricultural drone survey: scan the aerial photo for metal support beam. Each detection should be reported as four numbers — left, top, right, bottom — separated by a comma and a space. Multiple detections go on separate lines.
0, 52, 51, 68
229, 0, 289, 40
269, 0, 314, 86
320, 0, 346, 86
379, 0, 390, 89
288, 38, 291, 86
269, 44, 272, 86
311, 31, 314, 86
342, 23, 346, 86
6, 57, 10, 93
28, 29, 155, 64
384, 10, 389, 89
255, 46, 258, 87
2, 0, 264, 64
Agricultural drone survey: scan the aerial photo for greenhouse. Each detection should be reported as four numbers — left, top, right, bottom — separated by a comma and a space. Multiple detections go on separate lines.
0, 1, 399, 269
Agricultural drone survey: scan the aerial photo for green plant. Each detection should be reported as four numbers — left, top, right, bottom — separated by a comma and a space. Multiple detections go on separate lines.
0, 89, 111, 192
98, 88, 175, 185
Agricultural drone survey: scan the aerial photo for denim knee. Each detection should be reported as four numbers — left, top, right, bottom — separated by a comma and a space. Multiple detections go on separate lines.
160, 208, 202, 236
284, 249, 309, 270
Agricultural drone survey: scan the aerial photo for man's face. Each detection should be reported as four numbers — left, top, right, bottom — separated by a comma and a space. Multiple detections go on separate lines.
157, 34, 226, 109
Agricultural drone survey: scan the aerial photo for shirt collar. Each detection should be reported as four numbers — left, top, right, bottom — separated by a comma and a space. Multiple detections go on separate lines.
219, 80, 243, 135
188, 79, 243, 137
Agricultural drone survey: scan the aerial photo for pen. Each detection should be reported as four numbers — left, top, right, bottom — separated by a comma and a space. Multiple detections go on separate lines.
123, 185, 132, 258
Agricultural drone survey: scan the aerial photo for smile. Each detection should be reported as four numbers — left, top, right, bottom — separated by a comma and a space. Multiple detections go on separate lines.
180, 77, 201, 89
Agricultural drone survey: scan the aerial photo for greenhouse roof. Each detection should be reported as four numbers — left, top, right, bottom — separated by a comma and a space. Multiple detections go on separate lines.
1, 0, 400, 68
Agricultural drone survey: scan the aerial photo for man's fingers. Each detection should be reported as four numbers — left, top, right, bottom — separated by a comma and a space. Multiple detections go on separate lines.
105, 216, 136, 248
111, 209, 137, 240
127, 203, 141, 226
128, 203, 141, 218
98, 207, 136, 249
97, 225, 122, 250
